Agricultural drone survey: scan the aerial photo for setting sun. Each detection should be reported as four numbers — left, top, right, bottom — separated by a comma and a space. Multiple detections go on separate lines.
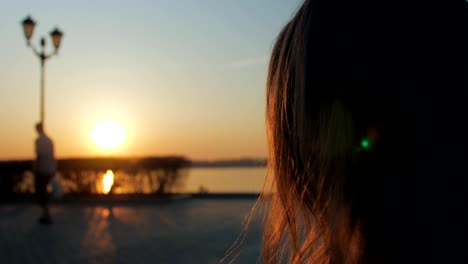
92, 120, 126, 150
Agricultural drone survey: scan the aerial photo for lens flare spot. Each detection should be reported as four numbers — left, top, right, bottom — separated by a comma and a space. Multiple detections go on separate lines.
361, 139, 370, 149
102, 170, 114, 194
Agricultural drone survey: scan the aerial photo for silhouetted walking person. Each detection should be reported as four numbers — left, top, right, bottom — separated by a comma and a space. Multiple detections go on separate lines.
34, 122, 56, 224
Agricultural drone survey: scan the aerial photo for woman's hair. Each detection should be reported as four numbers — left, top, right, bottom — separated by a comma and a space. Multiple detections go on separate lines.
262, 0, 465, 263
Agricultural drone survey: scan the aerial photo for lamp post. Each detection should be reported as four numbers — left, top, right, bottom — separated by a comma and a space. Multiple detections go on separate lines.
21, 15, 63, 127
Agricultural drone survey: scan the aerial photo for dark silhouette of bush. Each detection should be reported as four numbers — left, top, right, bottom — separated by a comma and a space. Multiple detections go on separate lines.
0, 156, 191, 197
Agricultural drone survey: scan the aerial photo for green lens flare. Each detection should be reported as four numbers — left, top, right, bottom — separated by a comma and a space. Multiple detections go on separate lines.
361, 139, 370, 149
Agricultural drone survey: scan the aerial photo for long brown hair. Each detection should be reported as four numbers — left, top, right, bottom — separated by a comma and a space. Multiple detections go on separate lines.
264, 3, 358, 262
262, 0, 442, 263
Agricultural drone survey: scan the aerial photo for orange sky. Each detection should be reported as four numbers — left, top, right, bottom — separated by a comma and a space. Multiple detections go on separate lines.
0, 0, 301, 160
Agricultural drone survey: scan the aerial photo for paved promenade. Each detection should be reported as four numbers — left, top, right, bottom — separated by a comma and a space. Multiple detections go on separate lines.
0, 198, 262, 263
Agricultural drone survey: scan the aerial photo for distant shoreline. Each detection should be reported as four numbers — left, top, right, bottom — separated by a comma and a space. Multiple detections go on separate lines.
0, 157, 267, 168
0, 193, 262, 205
190, 159, 267, 168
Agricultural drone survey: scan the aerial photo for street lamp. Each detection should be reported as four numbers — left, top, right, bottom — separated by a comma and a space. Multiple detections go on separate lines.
21, 15, 64, 127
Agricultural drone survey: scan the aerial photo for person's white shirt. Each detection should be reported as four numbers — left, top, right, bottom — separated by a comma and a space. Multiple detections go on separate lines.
35, 133, 56, 174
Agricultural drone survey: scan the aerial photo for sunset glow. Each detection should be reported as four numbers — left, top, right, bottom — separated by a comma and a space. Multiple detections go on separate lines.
92, 120, 126, 150
0, 0, 299, 160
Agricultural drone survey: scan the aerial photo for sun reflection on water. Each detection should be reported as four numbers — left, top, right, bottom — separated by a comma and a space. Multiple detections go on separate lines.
102, 170, 114, 194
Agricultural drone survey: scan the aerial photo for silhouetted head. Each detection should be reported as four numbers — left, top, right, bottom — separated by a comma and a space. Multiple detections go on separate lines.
35, 122, 44, 134
263, 0, 465, 263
